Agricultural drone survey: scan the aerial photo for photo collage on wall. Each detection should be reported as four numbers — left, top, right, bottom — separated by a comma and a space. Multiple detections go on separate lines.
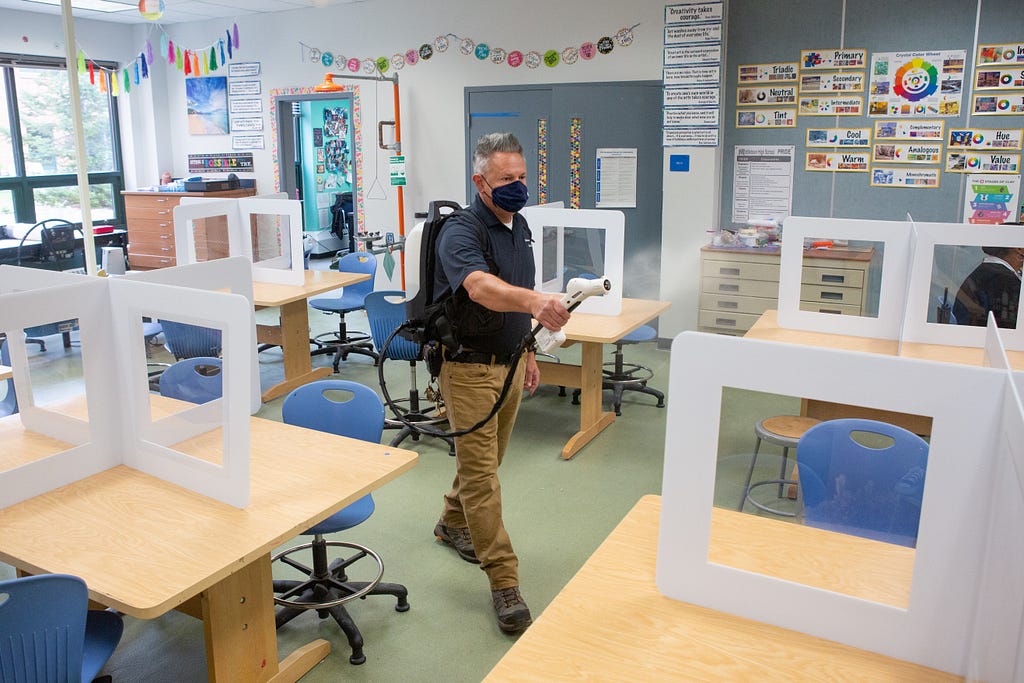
733, 41, 1022, 202
315, 107, 351, 193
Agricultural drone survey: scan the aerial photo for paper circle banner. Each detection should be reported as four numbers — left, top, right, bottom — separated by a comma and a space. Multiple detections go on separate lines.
298, 24, 637, 73
138, 0, 164, 20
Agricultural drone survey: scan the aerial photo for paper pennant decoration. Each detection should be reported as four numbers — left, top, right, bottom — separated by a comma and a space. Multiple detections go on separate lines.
76, 22, 241, 97
298, 23, 638, 74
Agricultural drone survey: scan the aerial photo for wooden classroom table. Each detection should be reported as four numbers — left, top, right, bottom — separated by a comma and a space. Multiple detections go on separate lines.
535, 298, 671, 460
744, 310, 1024, 434
486, 495, 960, 682
0, 395, 418, 682
251, 269, 370, 402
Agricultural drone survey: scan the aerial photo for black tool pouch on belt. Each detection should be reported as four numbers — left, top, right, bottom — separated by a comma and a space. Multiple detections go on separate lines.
424, 285, 504, 353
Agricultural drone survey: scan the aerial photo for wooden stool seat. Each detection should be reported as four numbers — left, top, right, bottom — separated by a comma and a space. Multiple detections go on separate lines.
740, 416, 821, 516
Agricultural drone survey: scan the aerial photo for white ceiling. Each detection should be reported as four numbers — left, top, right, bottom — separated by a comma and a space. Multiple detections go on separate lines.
0, 0, 365, 24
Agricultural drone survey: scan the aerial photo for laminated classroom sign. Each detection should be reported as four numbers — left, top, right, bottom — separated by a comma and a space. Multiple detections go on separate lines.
737, 109, 796, 128
737, 62, 798, 83
874, 119, 945, 140
948, 127, 1023, 150
664, 23, 722, 46
664, 106, 720, 127
805, 151, 869, 172
737, 84, 797, 106
973, 92, 1024, 115
799, 71, 865, 93
665, 44, 722, 66
663, 64, 721, 87
872, 142, 942, 164
961, 174, 1021, 224
800, 48, 866, 70
867, 50, 966, 117
974, 66, 1024, 91
977, 43, 1024, 67
664, 86, 720, 108
806, 127, 871, 147
798, 95, 863, 115
870, 166, 940, 188
945, 151, 1021, 174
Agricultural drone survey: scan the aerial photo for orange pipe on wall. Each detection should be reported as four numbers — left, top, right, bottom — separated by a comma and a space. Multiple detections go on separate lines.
392, 77, 406, 290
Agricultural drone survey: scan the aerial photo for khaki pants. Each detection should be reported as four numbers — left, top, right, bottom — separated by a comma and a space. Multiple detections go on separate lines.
438, 357, 525, 590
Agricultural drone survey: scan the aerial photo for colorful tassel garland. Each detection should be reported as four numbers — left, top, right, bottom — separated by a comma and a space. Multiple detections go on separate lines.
77, 50, 85, 73
88, 60, 95, 84
233, 23, 239, 49
176, 46, 183, 70
123, 69, 130, 93
133, 60, 140, 85
226, 30, 233, 59
99, 70, 107, 93
140, 53, 149, 79
169, 39, 175, 65
201, 53, 208, 75
111, 72, 118, 96
209, 47, 217, 71
219, 40, 225, 66
146, 39, 153, 65
184, 50, 191, 75
192, 52, 200, 75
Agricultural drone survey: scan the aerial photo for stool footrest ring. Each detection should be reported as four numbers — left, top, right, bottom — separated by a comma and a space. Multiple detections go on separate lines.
272, 540, 385, 610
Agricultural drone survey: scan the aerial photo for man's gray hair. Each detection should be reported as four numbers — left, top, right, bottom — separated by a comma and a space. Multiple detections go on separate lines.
473, 132, 523, 175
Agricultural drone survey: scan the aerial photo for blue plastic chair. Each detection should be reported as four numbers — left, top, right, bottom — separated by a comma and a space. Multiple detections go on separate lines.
0, 573, 124, 683
796, 418, 929, 548
273, 379, 409, 665
310, 252, 379, 372
365, 290, 454, 455
158, 357, 223, 404
157, 319, 222, 361
1, 339, 17, 417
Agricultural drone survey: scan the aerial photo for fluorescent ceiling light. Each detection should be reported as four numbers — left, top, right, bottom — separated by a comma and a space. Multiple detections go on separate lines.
23, 0, 136, 12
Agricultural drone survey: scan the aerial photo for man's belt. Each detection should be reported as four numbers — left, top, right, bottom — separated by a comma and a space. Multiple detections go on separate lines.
443, 348, 516, 365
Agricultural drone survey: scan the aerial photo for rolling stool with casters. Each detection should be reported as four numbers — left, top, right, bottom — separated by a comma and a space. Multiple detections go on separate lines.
738, 415, 820, 516
572, 325, 664, 416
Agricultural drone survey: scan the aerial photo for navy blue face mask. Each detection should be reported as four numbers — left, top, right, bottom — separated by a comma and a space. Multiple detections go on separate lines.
486, 179, 529, 213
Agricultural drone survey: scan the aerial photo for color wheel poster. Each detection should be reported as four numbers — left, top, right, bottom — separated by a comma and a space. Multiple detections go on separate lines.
961, 174, 1021, 224
868, 50, 966, 117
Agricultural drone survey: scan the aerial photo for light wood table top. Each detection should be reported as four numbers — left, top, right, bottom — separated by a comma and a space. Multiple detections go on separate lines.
251, 268, 369, 307
560, 297, 671, 344
746, 309, 1024, 369
486, 495, 959, 682
0, 395, 417, 618
0, 365, 11, 382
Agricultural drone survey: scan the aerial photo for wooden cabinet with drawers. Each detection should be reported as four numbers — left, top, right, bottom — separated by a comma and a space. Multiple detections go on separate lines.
699, 245, 874, 335
121, 188, 256, 270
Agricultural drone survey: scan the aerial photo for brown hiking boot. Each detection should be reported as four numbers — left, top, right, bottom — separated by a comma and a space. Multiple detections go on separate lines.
434, 520, 479, 564
491, 586, 532, 633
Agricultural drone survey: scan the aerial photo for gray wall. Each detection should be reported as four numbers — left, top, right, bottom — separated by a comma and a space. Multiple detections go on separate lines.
721, 0, 1024, 227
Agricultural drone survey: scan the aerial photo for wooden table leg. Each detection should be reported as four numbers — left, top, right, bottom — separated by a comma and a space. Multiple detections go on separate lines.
257, 299, 331, 402
561, 342, 615, 460
201, 555, 330, 682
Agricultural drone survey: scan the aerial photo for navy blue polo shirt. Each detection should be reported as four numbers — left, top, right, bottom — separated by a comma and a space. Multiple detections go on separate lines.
434, 195, 536, 355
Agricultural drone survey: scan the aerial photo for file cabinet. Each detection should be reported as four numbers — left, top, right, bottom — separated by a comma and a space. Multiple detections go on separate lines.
699, 245, 873, 335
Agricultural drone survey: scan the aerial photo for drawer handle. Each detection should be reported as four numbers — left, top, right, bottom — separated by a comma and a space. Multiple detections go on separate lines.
819, 309, 843, 314
157, 210, 170, 215
156, 198, 169, 203
716, 318, 737, 327
160, 234, 171, 239
821, 274, 846, 284
820, 291, 844, 301
717, 300, 738, 309
719, 267, 740, 276
718, 284, 739, 292
160, 247, 171, 252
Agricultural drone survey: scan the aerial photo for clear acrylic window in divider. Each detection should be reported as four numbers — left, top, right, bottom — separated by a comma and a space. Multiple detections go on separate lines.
539, 225, 607, 293
929, 243, 1022, 329
714, 385, 933, 609
21, 319, 86, 417
250, 212, 291, 268
799, 238, 884, 318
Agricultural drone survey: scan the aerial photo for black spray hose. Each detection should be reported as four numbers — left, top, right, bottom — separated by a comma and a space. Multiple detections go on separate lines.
376, 323, 528, 439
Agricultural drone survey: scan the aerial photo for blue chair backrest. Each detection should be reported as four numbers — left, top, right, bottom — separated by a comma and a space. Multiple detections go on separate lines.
797, 418, 929, 548
1, 339, 17, 417
336, 251, 378, 301
0, 574, 89, 681
281, 379, 385, 443
159, 357, 223, 404
365, 290, 420, 362
158, 319, 222, 360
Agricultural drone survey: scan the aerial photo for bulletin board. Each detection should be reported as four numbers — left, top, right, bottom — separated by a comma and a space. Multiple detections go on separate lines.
720, 0, 1024, 227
